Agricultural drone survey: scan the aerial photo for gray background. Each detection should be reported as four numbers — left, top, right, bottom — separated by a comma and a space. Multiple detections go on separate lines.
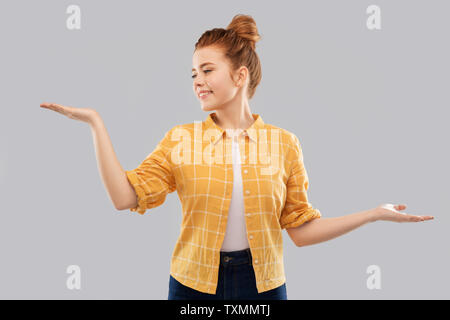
0, 0, 448, 299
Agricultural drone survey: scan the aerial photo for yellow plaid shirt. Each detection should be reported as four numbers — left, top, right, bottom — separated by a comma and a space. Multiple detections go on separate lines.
125, 112, 321, 294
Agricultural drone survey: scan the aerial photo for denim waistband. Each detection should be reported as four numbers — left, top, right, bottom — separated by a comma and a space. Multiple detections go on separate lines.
219, 248, 252, 266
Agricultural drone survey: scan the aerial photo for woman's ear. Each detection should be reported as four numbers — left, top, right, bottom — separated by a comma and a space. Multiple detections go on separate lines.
234, 66, 249, 87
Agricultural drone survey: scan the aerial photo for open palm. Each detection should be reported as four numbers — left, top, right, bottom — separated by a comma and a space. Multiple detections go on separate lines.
40, 102, 97, 124
376, 204, 434, 223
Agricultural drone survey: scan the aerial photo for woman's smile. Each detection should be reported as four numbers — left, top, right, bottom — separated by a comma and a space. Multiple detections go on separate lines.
200, 91, 213, 99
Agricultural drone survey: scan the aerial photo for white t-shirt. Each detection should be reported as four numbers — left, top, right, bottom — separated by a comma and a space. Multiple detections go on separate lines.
220, 136, 250, 252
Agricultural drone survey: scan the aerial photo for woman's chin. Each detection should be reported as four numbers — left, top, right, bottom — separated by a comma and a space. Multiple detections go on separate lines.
201, 104, 217, 112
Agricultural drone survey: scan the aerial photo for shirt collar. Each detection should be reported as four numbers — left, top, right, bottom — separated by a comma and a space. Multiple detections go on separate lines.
204, 112, 265, 145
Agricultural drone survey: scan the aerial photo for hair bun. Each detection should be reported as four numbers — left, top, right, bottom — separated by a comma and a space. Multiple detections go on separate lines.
226, 14, 261, 50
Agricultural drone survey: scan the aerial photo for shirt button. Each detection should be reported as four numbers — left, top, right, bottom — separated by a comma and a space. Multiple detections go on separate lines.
249, 235, 253, 239
245, 190, 250, 195
243, 169, 248, 174
254, 259, 259, 264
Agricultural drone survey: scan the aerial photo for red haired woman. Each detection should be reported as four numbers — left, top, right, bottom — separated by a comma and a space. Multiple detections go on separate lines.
40, 14, 433, 300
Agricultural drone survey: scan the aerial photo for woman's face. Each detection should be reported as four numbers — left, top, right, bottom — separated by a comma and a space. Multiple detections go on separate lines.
192, 46, 245, 112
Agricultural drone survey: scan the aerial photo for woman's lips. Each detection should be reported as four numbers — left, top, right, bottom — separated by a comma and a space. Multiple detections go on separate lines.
200, 91, 213, 99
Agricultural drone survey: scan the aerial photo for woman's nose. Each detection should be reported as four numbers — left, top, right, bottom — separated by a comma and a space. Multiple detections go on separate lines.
194, 79, 203, 88
194, 81, 206, 91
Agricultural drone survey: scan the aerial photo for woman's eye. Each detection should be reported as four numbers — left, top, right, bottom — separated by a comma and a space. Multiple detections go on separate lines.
191, 70, 211, 79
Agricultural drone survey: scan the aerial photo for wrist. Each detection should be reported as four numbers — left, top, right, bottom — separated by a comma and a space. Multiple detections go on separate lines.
88, 110, 102, 127
367, 208, 380, 223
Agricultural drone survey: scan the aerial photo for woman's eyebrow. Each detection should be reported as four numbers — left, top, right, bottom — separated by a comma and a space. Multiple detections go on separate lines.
192, 62, 216, 71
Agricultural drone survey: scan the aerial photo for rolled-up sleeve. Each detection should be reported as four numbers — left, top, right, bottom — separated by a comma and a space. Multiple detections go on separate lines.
280, 134, 321, 229
125, 127, 176, 215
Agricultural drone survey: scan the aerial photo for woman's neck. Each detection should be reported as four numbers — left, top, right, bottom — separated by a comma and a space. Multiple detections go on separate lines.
213, 103, 254, 131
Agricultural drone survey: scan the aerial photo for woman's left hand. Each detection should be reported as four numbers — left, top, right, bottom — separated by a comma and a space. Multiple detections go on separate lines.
373, 203, 434, 223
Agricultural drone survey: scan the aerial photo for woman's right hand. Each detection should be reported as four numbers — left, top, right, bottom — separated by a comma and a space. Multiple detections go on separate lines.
40, 102, 98, 125
373, 203, 434, 223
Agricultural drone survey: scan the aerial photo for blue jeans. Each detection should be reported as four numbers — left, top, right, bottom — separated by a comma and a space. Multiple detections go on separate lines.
168, 248, 287, 300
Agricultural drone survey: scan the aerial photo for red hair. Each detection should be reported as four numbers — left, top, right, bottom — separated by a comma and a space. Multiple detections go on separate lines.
194, 14, 262, 100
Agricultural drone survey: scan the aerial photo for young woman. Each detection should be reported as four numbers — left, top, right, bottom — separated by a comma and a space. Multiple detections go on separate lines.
40, 14, 434, 300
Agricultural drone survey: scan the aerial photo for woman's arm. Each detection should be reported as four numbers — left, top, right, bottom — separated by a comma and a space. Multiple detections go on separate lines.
40, 103, 137, 210
89, 113, 137, 210
287, 204, 434, 247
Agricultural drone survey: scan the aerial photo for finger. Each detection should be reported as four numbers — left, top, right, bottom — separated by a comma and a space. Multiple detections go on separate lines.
40, 103, 59, 110
49, 103, 65, 113
409, 215, 423, 222
40, 102, 52, 108
412, 215, 435, 222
